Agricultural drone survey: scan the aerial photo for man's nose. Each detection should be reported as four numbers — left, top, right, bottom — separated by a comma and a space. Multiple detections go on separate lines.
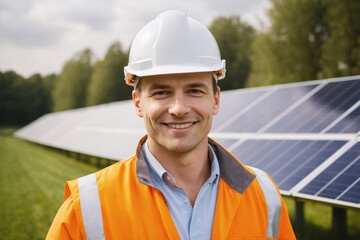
168, 93, 190, 117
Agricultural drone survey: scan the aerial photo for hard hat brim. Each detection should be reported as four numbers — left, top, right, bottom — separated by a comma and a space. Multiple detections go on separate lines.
125, 60, 225, 86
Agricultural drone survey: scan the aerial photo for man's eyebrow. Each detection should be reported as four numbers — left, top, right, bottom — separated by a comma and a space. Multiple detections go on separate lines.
186, 82, 209, 90
147, 84, 171, 91
146, 82, 209, 91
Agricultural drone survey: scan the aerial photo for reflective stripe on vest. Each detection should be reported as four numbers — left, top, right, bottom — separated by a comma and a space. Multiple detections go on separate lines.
78, 173, 105, 240
77, 169, 281, 240
249, 166, 281, 239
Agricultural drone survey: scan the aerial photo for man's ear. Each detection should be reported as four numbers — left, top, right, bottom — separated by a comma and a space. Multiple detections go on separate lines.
132, 90, 143, 117
213, 86, 220, 115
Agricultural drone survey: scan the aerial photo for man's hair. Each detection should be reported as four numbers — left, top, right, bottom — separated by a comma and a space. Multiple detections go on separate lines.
134, 74, 218, 95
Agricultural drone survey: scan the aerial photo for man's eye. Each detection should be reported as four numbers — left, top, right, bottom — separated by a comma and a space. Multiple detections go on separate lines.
153, 91, 168, 96
189, 89, 203, 94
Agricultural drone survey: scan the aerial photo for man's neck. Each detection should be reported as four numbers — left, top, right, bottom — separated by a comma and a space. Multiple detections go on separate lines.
148, 137, 211, 206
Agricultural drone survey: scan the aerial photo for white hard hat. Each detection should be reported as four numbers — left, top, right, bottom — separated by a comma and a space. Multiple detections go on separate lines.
124, 10, 226, 86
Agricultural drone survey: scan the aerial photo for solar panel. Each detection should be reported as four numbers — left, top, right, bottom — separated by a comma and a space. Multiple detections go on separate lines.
57, 129, 146, 160
212, 88, 266, 130
214, 84, 318, 133
230, 139, 346, 192
15, 101, 146, 160
211, 137, 239, 149
295, 142, 360, 207
265, 79, 360, 133
14, 75, 360, 209
325, 102, 360, 133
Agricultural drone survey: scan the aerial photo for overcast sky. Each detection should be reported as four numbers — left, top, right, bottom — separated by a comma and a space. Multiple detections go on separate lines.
0, 0, 271, 78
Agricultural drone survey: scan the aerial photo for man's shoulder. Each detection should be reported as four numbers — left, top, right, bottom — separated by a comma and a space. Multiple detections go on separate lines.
95, 155, 137, 182
66, 155, 137, 194
101, 154, 135, 171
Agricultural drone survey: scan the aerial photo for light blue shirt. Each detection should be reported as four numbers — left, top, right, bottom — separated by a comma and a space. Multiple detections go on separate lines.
142, 140, 220, 240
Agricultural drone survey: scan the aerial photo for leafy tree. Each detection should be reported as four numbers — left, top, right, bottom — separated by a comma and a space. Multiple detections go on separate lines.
248, 0, 327, 87
23, 73, 51, 122
42, 73, 57, 112
319, 0, 360, 78
209, 16, 256, 90
87, 42, 131, 106
247, 33, 279, 86
53, 48, 94, 111
0, 71, 25, 124
248, 0, 360, 87
0, 71, 51, 125
0, 71, 15, 124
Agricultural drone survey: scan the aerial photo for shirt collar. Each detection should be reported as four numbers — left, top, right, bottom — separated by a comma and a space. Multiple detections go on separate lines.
142, 139, 168, 180
136, 135, 256, 194
142, 139, 220, 186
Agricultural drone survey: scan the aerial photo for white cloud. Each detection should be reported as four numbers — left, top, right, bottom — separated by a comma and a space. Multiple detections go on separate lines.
0, 18, 66, 47
0, 0, 270, 77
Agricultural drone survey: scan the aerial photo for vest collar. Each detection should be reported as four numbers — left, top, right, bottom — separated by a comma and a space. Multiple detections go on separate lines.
135, 135, 157, 188
208, 138, 255, 194
135, 135, 255, 194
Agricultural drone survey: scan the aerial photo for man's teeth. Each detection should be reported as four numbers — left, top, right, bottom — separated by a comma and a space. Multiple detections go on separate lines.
168, 123, 193, 129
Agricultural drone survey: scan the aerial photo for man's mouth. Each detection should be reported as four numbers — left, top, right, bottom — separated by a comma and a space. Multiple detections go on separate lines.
166, 122, 196, 129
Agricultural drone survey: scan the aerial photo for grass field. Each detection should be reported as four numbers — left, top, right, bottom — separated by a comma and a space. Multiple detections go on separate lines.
284, 196, 360, 239
0, 128, 359, 239
0, 129, 99, 239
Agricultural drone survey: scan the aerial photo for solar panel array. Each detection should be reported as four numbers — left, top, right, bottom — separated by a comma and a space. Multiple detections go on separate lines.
15, 75, 360, 209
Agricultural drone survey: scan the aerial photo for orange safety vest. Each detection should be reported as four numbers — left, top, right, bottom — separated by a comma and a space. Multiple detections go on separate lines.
47, 136, 296, 240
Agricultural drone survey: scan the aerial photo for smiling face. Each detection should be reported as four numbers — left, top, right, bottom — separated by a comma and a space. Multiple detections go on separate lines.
133, 72, 220, 155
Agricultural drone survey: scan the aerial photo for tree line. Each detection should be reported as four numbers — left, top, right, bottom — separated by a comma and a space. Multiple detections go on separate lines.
1, 0, 359, 125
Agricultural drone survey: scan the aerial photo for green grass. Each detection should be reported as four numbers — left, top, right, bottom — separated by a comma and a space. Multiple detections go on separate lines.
0, 131, 100, 240
0, 128, 359, 240
284, 196, 360, 240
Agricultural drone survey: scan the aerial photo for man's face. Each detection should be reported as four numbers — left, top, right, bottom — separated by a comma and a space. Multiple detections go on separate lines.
133, 72, 220, 155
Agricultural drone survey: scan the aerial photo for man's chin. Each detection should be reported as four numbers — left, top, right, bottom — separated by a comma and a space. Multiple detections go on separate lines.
162, 139, 195, 153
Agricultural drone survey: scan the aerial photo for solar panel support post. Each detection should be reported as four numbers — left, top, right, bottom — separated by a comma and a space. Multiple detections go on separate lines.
295, 199, 305, 233
332, 206, 347, 240
96, 157, 102, 168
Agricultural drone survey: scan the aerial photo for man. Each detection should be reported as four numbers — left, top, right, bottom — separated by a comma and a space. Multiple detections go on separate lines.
47, 10, 296, 239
